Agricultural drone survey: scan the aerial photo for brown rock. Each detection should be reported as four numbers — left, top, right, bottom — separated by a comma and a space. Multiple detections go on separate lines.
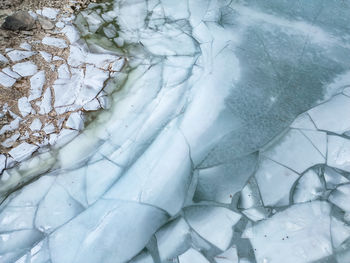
1, 11, 35, 31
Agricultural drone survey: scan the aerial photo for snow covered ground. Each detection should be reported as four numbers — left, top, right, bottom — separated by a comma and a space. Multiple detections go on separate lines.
1, 0, 350, 262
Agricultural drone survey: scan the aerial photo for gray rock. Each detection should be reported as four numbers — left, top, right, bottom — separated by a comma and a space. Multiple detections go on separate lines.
1, 11, 35, 31
38, 15, 54, 30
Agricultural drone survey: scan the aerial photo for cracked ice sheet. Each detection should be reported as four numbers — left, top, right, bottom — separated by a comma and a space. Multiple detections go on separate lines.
2, 0, 350, 262
244, 201, 332, 263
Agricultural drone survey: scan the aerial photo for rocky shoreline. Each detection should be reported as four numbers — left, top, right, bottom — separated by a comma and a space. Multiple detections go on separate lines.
0, 0, 126, 174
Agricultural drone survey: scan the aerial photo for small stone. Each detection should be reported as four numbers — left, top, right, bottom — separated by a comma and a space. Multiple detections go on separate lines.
1, 12, 36, 31
38, 16, 55, 30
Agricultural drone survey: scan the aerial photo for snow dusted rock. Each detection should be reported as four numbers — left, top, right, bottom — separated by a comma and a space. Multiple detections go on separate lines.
8, 142, 38, 162
12, 61, 38, 77
0, 72, 16, 88
42, 37, 68, 49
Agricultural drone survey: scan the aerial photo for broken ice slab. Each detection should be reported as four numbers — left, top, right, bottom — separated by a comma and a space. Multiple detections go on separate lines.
129, 251, 154, 263
155, 217, 191, 262
18, 97, 34, 117
29, 118, 42, 131
0, 72, 16, 88
261, 129, 325, 174
290, 112, 317, 130
49, 200, 168, 263
1, 132, 20, 148
6, 50, 36, 62
308, 94, 350, 134
292, 169, 325, 203
324, 167, 349, 190
0, 53, 8, 63
104, 123, 192, 216
28, 71, 45, 101
244, 201, 332, 263
254, 157, 299, 207
66, 111, 84, 130
37, 88, 52, 114
214, 246, 239, 263
178, 248, 209, 263
8, 142, 38, 162
238, 176, 263, 209
184, 205, 241, 251
327, 135, 350, 172
329, 184, 350, 213
42, 37, 68, 48
2, 67, 21, 79
194, 154, 257, 204
12, 61, 38, 77
331, 216, 350, 248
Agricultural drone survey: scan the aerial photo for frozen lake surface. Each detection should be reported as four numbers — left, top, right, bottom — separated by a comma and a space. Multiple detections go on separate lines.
1, 0, 350, 262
